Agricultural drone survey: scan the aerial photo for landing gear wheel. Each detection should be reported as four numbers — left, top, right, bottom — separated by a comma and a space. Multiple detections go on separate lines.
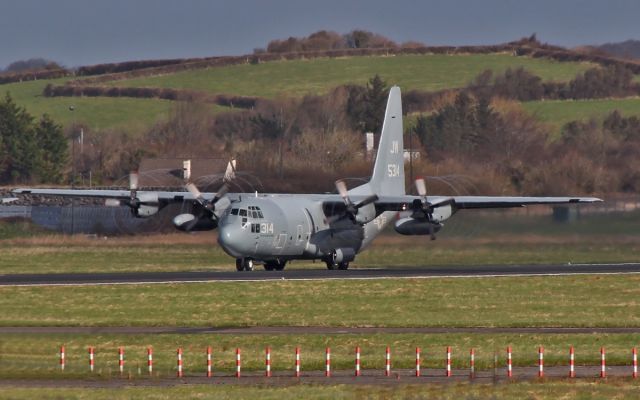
274, 261, 286, 271
326, 261, 337, 270
338, 262, 350, 270
264, 263, 275, 271
237, 258, 254, 271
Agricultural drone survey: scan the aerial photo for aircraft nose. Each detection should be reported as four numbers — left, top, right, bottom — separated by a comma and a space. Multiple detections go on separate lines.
218, 222, 250, 257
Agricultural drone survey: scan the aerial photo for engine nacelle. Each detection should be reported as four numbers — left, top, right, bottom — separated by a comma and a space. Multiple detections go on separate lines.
429, 204, 454, 223
354, 203, 376, 225
394, 217, 443, 236
173, 213, 218, 232
132, 192, 160, 218
332, 248, 356, 263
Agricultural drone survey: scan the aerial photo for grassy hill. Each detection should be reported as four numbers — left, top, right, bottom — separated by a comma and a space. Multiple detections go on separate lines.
105, 53, 594, 97
2, 52, 638, 134
523, 97, 640, 136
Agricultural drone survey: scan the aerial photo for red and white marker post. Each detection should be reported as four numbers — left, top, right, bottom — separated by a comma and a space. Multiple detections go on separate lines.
446, 346, 452, 377
506, 346, 513, 378
538, 346, 544, 378
294, 347, 301, 378
470, 348, 475, 379
569, 346, 575, 378
600, 347, 606, 378
206, 346, 212, 378
88, 347, 95, 372
59, 345, 65, 372
355, 346, 361, 377
118, 347, 124, 375
177, 347, 183, 378
633, 347, 638, 379
415, 347, 421, 377
235, 348, 241, 378
147, 347, 153, 375
325, 347, 331, 377
384, 346, 391, 376
265, 346, 271, 378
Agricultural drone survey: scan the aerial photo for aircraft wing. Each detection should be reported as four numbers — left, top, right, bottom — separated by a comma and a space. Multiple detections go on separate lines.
11, 188, 201, 202
370, 195, 603, 212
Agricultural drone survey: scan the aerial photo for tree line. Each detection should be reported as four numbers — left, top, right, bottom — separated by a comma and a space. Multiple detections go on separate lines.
0, 93, 68, 184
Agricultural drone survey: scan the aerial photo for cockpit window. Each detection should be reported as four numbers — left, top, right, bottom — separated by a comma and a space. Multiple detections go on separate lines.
257, 211, 264, 218
239, 209, 247, 217
251, 211, 258, 218
230, 208, 239, 215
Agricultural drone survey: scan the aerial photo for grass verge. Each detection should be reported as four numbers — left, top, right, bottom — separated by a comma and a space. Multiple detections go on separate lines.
1, 380, 640, 400
2, 274, 640, 328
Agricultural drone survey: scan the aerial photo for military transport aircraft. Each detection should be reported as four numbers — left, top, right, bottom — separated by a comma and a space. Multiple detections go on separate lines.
13, 86, 601, 271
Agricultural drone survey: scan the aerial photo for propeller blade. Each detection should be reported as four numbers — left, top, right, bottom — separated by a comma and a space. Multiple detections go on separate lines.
185, 182, 203, 202
355, 194, 379, 209
129, 172, 139, 191
213, 184, 229, 203
335, 180, 349, 200
428, 222, 436, 241
105, 199, 121, 207
415, 178, 426, 197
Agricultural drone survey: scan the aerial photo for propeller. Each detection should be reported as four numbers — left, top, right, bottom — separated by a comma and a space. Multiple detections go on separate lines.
105, 172, 141, 208
178, 176, 231, 232
413, 177, 454, 241
330, 180, 378, 224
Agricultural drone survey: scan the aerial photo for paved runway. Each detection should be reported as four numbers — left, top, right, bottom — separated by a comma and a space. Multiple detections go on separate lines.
2, 326, 640, 335
0, 366, 635, 387
2, 263, 640, 286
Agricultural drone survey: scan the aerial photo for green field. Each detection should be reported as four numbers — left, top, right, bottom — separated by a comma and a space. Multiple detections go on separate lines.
107, 54, 594, 98
3, 381, 640, 400
523, 97, 640, 136
2, 274, 640, 328
1, 79, 177, 131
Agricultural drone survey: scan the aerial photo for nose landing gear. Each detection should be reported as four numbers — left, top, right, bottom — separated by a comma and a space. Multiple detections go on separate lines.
236, 258, 254, 271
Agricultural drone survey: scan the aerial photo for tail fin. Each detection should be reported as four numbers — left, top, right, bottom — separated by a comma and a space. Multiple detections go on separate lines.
369, 86, 405, 196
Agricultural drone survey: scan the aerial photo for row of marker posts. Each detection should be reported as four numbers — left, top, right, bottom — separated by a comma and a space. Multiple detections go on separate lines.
58, 345, 639, 378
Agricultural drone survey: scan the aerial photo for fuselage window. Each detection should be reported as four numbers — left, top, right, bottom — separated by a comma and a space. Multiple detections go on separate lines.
239, 209, 247, 217
231, 208, 239, 215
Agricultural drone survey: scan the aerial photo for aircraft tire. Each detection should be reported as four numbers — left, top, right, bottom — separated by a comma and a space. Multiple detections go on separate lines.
274, 261, 286, 271
326, 261, 337, 270
338, 262, 350, 270
237, 258, 254, 271
264, 262, 276, 271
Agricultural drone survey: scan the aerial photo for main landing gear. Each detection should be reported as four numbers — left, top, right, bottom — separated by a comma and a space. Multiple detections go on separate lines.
325, 261, 349, 270
263, 260, 286, 271
236, 258, 254, 271
236, 258, 287, 271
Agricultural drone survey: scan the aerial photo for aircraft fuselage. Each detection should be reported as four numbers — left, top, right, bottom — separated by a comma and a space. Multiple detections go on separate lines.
217, 194, 393, 266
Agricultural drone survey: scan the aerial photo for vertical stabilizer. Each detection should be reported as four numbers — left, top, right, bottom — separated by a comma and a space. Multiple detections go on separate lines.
369, 86, 405, 195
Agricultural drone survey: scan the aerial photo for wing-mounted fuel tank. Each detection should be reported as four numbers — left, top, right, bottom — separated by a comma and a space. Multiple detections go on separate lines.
394, 217, 443, 236
173, 213, 217, 231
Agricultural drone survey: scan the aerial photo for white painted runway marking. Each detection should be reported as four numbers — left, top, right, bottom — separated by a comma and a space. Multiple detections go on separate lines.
2, 268, 640, 287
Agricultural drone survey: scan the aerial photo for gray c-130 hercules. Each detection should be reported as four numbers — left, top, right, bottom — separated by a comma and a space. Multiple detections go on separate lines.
13, 86, 601, 271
